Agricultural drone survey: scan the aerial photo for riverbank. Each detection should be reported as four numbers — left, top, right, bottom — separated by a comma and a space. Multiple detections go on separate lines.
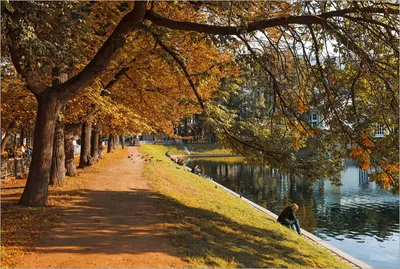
140, 145, 351, 268
162, 143, 232, 156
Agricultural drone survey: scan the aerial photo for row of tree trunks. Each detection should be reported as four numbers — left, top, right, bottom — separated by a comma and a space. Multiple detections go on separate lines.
1, 122, 35, 153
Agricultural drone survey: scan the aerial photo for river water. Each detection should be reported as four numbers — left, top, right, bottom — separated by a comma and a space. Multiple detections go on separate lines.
187, 157, 399, 268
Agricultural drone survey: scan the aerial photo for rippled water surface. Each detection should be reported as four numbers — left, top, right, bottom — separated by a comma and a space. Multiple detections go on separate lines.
187, 157, 400, 268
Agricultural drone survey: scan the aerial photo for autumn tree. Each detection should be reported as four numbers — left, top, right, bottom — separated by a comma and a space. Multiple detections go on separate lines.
1, 1, 398, 206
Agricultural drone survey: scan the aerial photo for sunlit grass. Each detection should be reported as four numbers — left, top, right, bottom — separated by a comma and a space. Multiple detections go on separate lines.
161, 143, 233, 155
0, 147, 128, 268
141, 145, 351, 268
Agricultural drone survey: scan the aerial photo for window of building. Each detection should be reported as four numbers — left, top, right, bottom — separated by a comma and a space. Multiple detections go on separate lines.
311, 113, 318, 127
377, 124, 385, 136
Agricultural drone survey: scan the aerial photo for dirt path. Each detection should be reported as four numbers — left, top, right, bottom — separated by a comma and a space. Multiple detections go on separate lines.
15, 147, 188, 268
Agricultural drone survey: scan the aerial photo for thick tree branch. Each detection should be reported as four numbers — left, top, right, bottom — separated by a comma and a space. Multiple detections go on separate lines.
145, 7, 398, 35
54, 2, 147, 103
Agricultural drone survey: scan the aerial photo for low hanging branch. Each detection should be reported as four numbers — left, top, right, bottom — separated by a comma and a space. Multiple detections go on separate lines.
141, 25, 205, 110
145, 7, 398, 35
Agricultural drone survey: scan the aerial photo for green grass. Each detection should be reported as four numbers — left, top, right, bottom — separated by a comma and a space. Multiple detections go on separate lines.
140, 145, 351, 268
161, 143, 232, 155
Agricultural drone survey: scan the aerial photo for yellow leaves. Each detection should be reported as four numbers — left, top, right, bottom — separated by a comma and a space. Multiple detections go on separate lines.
384, 163, 399, 174
372, 171, 396, 191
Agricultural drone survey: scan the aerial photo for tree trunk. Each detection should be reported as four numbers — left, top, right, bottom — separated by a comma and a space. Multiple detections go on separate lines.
49, 67, 67, 186
90, 124, 99, 163
20, 125, 25, 146
78, 120, 92, 168
49, 119, 65, 186
113, 135, 118, 149
98, 128, 104, 159
26, 123, 33, 147
64, 126, 78, 177
1, 119, 16, 153
107, 133, 113, 153
19, 96, 61, 206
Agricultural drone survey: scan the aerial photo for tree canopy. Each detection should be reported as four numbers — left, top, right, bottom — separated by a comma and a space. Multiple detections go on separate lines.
1, 1, 398, 206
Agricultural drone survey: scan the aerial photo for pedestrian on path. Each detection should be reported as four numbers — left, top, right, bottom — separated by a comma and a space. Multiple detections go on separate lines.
121, 136, 125, 149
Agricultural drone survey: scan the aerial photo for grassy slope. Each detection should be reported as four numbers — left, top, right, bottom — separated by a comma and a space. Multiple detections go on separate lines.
162, 143, 232, 155
140, 145, 350, 268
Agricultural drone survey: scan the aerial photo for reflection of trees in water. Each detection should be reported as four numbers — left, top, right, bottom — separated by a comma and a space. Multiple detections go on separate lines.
315, 203, 399, 240
196, 159, 398, 240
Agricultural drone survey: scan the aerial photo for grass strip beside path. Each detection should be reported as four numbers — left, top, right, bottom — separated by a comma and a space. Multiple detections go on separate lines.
1, 147, 127, 268
140, 145, 351, 268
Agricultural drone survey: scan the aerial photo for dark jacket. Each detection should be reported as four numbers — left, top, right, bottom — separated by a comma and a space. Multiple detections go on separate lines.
277, 206, 297, 226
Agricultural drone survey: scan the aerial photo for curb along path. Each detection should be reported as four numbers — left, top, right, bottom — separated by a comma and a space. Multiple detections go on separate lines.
15, 147, 188, 268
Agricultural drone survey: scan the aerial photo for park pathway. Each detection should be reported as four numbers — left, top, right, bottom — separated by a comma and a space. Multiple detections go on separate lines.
15, 147, 188, 268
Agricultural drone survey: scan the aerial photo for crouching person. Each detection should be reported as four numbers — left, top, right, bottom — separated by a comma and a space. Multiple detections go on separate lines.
277, 203, 301, 235
191, 164, 202, 175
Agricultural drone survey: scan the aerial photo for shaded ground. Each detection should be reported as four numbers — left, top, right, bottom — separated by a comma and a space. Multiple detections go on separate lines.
12, 146, 188, 268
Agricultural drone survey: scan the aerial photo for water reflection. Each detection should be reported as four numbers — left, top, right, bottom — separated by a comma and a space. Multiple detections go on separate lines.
188, 158, 400, 268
